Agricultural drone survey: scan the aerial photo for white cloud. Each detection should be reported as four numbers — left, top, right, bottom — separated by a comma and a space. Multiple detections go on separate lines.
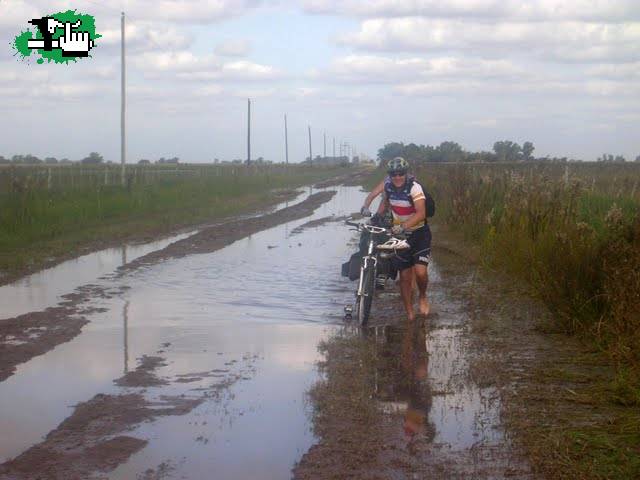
302, 0, 640, 22
214, 39, 251, 57
123, 0, 262, 24
321, 55, 523, 83
134, 51, 281, 82
99, 23, 193, 52
394, 78, 640, 98
339, 18, 640, 63
586, 62, 640, 79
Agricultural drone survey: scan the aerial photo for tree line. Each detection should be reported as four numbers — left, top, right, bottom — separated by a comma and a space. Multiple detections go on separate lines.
0, 153, 181, 165
378, 141, 640, 164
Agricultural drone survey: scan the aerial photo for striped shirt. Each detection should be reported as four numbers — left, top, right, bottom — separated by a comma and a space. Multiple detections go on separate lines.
383, 175, 426, 231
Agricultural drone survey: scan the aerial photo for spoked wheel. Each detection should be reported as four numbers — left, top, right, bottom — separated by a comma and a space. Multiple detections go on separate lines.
357, 264, 376, 326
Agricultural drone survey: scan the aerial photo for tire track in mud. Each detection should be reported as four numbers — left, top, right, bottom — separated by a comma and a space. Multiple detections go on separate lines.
0, 191, 336, 385
117, 190, 336, 272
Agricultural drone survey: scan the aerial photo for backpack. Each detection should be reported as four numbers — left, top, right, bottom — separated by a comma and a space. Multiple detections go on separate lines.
384, 175, 436, 218
425, 191, 436, 218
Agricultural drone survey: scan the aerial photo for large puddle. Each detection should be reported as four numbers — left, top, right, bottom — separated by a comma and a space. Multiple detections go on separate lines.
0, 185, 364, 477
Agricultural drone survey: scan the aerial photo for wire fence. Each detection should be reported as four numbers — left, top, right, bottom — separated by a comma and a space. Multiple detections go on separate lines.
0, 163, 305, 193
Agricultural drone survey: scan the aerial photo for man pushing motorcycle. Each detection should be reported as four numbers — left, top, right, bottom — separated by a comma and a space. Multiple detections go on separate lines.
360, 157, 432, 322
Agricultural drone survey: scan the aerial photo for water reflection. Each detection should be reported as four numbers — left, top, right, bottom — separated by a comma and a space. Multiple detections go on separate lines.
366, 320, 435, 445
123, 300, 129, 374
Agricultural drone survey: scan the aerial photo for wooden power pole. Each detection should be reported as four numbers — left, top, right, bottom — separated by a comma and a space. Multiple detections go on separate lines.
308, 126, 312, 165
284, 114, 289, 164
120, 11, 126, 186
247, 98, 251, 165
323, 131, 326, 159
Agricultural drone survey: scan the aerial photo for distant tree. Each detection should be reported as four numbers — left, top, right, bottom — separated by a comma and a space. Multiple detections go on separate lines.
493, 141, 522, 162
138, 159, 151, 165
522, 141, 535, 161
44, 157, 58, 164
23, 154, 42, 164
59, 158, 72, 164
11, 155, 25, 163
378, 142, 405, 162
0, 156, 9, 164
438, 141, 464, 163
635, 155, 640, 162
81, 152, 104, 164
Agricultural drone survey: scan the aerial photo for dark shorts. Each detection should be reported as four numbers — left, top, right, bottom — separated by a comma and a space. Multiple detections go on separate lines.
391, 224, 432, 271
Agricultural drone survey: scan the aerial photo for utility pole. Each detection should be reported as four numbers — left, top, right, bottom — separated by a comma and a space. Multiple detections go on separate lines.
284, 114, 289, 164
332, 137, 335, 159
120, 11, 126, 186
323, 131, 326, 159
247, 98, 251, 165
308, 125, 313, 165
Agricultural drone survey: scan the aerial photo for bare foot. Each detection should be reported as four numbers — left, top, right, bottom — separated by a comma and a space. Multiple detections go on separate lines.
418, 295, 430, 317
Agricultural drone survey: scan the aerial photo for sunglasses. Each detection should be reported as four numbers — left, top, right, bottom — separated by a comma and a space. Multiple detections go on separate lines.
389, 172, 406, 177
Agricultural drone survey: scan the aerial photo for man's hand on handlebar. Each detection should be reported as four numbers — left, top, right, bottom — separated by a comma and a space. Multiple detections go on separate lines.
360, 205, 371, 217
391, 224, 406, 235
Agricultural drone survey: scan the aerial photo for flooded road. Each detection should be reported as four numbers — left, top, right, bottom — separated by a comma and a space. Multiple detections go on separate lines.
1, 183, 529, 479
0, 186, 361, 479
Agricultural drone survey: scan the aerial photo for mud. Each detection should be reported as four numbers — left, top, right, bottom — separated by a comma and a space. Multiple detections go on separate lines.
290, 215, 349, 236
294, 230, 535, 479
0, 190, 336, 384
117, 190, 336, 272
114, 356, 168, 388
0, 284, 125, 382
0, 346, 260, 479
313, 168, 373, 188
0, 392, 200, 480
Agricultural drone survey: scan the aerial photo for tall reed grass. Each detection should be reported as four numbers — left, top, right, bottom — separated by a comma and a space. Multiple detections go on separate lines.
411, 162, 640, 398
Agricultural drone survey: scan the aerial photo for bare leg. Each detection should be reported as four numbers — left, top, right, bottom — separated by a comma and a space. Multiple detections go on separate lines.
415, 264, 430, 317
399, 268, 415, 322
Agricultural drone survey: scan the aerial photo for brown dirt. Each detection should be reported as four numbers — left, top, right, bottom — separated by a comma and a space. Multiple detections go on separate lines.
114, 355, 169, 388
0, 349, 260, 479
0, 392, 201, 480
0, 190, 336, 385
289, 215, 349, 236
313, 168, 373, 188
118, 190, 336, 272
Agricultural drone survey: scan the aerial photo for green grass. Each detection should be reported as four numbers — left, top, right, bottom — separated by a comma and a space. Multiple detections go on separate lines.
0, 165, 351, 279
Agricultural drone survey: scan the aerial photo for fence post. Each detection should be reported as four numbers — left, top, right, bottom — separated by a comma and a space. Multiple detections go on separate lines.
47, 167, 52, 191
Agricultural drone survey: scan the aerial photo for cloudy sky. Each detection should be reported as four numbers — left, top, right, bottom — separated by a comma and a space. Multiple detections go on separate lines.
1, 0, 639, 162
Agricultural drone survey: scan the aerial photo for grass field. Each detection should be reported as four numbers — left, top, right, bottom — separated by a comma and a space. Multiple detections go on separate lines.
365, 160, 640, 479
0, 163, 351, 281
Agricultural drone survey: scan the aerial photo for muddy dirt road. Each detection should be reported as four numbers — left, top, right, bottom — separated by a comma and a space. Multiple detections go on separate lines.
1, 183, 533, 479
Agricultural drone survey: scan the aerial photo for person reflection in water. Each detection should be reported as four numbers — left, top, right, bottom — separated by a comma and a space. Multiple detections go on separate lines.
372, 320, 434, 448
400, 319, 433, 446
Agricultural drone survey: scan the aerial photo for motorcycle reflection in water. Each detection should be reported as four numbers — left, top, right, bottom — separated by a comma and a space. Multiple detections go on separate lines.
365, 319, 435, 449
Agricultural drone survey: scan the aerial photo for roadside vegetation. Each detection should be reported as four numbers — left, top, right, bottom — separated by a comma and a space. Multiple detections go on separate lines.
0, 163, 351, 282
368, 152, 639, 478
